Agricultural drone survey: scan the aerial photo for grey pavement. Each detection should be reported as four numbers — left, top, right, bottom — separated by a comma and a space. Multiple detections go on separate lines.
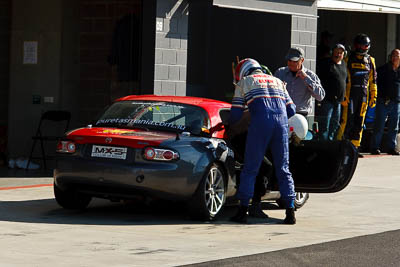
0, 154, 399, 266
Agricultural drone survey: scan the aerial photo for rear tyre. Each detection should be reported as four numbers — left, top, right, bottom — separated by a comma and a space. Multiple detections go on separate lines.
276, 192, 309, 209
54, 183, 92, 210
188, 163, 226, 221
294, 192, 309, 209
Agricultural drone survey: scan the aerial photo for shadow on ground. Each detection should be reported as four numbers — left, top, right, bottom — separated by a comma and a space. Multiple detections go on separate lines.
0, 197, 285, 226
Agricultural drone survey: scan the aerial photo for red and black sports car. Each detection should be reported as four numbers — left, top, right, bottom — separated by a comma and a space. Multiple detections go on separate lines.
54, 95, 358, 221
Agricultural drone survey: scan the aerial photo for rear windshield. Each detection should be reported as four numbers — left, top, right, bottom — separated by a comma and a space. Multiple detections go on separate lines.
95, 100, 210, 133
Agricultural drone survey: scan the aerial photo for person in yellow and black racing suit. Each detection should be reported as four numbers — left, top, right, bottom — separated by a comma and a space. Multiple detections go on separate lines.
337, 33, 377, 157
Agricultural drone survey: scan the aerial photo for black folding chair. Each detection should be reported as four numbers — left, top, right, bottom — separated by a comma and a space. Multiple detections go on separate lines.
27, 110, 71, 170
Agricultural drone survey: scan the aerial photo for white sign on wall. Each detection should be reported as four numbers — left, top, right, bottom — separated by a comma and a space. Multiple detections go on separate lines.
23, 41, 38, 64
156, 20, 163, 32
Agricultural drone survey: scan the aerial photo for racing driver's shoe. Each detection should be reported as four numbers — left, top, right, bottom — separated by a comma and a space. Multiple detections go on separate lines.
283, 208, 296, 224
248, 202, 269, 219
230, 205, 248, 224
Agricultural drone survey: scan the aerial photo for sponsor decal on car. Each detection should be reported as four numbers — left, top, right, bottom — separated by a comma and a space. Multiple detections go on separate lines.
96, 118, 187, 130
91, 145, 127, 160
120, 131, 171, 137
99, 129, 132, 135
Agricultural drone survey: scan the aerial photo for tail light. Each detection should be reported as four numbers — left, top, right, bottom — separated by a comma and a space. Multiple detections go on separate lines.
143, 147, 179, 161
57, 140, 76, 153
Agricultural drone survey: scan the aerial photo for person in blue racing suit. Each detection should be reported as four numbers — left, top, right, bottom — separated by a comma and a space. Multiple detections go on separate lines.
230, 58, 297, 224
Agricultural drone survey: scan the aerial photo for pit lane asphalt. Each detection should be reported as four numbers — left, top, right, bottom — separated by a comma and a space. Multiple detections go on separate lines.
183, 230, 400, 267
0, 154, 399, 267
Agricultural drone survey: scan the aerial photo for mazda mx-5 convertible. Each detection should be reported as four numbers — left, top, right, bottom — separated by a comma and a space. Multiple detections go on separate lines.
54, 95, 358, 221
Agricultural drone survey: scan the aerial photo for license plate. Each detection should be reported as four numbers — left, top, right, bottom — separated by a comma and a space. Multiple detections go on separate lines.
91, 145, 127, 160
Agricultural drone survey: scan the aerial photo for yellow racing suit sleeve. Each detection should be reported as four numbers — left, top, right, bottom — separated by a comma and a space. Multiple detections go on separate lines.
368, 57, 377, 108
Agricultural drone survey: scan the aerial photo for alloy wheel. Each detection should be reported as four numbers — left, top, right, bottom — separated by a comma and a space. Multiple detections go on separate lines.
204, 166, 225, 216
294, 192, 309, 207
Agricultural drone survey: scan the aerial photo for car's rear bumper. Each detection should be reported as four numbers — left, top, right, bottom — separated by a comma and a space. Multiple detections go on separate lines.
54, 157, 202, 201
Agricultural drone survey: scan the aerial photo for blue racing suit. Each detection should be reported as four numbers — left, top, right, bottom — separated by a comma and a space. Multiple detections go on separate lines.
230, 70, 296, 208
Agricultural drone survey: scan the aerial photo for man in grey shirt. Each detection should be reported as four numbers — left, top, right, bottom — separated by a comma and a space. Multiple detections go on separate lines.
275, 47, 325, 116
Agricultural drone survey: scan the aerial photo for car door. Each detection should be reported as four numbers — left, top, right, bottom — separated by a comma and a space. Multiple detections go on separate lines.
289, 139, 358, 193
218, 109, 358, 193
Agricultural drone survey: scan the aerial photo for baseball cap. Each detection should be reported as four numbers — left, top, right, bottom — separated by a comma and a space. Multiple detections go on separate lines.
286, 47, 304, 61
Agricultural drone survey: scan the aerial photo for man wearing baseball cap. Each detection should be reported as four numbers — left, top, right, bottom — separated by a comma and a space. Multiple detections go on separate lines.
275, 47, 325, 116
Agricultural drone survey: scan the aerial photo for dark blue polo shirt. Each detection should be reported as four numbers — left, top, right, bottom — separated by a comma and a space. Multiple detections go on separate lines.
377, 63, 400, 102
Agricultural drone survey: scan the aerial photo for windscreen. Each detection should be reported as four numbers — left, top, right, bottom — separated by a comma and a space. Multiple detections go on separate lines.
95, 100, 210, 133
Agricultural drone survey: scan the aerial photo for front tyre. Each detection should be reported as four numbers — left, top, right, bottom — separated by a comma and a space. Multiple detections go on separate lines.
54, 183, 92, 210
188, 163, 226, 221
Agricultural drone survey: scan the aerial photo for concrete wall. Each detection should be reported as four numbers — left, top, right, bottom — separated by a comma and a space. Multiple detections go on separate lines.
6, 0, 158, 158
0, 0, 10, 127
318, 0, 400, 13
291, 14, 318, 71
154, 0, 189, 96
0, 0, 10, 161
6, 0, 166, 158
213, 0, 316, 16
8, 0, 64, 158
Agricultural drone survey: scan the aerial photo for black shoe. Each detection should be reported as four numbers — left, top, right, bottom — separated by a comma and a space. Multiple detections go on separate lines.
248, 202, 269, 219
370, 149, 381, 155
358, 152, 364, 158
283, 208, 296, 225
230, 205, 248, 224
388, 149, 400, 156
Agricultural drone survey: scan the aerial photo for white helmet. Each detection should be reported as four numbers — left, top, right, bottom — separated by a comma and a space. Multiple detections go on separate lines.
288, 114, 308, 140
234, 58, 262, 82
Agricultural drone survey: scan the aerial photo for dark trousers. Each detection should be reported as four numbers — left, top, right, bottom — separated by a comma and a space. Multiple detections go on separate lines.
371, 99, 400, 151
318, 100, 341, 141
